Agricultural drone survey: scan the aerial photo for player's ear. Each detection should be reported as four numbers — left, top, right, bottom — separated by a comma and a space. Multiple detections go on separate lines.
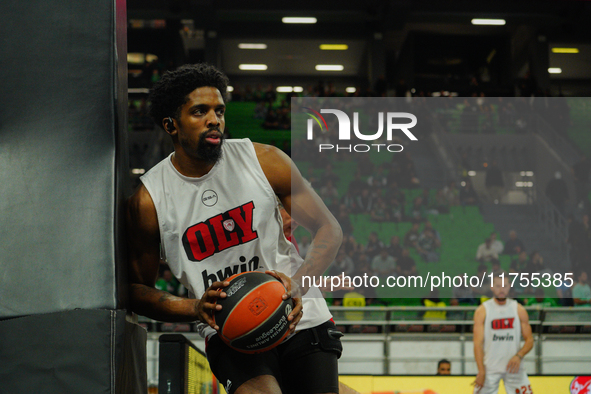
162, 116, 177, 136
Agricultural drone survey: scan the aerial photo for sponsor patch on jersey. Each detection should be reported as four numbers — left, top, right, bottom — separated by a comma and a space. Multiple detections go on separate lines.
201, 189, 218, 207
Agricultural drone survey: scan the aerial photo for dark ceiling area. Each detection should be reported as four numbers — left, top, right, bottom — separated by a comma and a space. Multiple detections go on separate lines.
126, 0, 591, 95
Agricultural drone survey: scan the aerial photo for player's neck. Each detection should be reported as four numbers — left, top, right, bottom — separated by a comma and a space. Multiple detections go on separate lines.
493, 297, 508, 305
171, 150, 215, 178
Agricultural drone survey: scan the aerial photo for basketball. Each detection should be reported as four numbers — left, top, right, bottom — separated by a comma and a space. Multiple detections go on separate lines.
214, 271, 294, 354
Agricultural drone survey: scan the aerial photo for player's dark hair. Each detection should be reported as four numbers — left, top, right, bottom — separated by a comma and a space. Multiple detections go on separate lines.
148, 63, 229, 129
438, 359, 451, 368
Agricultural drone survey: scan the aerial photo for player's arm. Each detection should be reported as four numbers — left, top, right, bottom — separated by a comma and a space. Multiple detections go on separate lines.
472, 305, 486, 391
507, 304, 534, 373
127, 184, 228, 327
255, 143, 343, 292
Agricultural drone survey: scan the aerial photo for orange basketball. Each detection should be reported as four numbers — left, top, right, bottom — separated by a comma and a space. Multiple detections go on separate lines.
214, 271, 294, 353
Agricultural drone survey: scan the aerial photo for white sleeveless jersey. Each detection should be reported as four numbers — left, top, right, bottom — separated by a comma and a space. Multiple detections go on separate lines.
483, 298, 522, 373
140, 139, 332, 338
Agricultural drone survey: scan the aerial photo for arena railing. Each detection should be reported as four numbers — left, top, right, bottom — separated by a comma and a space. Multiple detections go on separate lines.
328, 305, 591, 375
139, 306, 591, 379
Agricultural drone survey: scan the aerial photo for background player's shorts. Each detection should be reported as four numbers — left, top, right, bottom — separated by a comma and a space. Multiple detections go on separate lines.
207, 320, 342, 394
474, 370, 533, 394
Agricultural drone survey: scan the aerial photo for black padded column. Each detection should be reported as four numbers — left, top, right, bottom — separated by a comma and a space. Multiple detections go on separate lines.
0, 1, 144, 392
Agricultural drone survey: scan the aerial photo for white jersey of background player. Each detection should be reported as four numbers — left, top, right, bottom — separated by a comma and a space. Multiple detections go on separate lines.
473, 274, 534, 394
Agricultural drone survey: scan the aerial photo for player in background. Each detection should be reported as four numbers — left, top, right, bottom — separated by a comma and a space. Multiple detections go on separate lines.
473, 273, 534, 394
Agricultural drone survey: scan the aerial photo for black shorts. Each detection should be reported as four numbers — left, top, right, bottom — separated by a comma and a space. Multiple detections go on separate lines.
206, 320, 343, 394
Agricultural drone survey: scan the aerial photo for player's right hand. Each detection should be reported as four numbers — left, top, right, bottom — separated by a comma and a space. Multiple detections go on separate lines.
195, 281, 229, 331
472, 371, 485, 393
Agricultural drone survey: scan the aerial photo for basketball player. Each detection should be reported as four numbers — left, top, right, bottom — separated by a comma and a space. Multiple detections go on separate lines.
127, 63, 343, 394
472, 273, 534, 394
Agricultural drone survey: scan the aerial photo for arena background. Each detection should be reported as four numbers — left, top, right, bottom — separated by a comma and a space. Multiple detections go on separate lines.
2, 0, 591, 393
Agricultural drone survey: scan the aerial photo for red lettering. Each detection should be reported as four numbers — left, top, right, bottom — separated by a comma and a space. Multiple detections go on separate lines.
491, 318, 515, 330
228, 202, 258, 243
210, 214, 239, 251
185, 223, 216, 261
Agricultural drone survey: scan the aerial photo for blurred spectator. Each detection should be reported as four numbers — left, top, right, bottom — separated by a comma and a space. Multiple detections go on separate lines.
396, 249, 417, 276
408, 197, 427, 221
573, 271, 591, 307
489, 232, 504, 255
545, 171, 569, 214
572, 156, 590, 209
476, 237, 499, 263
403, 222, 421, 249
298, 235, 311, 258
485, 160, 505, 204
330, 249, 356, 277
365, 232, 384, 260
155, 269, 180, 296
443, 181, 460, 206
264, 84, 276, 103
432, 189, 450, 214
336, 205, 354, 236
262, 108, 279, 129
422, 289, 447, 320
460, 179, 480, 206
525, 251, 548, 274
367, 165, 388, 189
320, 180, 339, 202
418, 228, 441, 262
424, 221, 442, 242
387, 235, 403, 260
512, 251, 528, 271
371, 248, 397, 277
355, 189, 374, 213
341, 234, 358, 256
436, 359, 452, 376
371, 198, 393, 222
253, 101, 266, 119
453, 280, 476, 305
567, 214, 591, 273
526, 288, 558, 307
385, 182, 406, 209
341, 188, 358, 213
504, 230, 525, 255
556, 280, 574, 307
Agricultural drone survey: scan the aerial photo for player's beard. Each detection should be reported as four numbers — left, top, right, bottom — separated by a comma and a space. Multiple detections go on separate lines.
181, 128, 224, 165
495, 297, 507, 302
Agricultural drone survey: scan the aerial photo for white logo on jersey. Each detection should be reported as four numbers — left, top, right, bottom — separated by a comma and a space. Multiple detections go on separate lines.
223, 219, 235, 231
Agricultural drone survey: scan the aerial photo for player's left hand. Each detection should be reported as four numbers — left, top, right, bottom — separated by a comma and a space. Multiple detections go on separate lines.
266, 270, 303, 335
506, 355, 521, 373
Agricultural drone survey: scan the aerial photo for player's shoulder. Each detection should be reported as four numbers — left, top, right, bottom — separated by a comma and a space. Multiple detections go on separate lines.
515, 301, 528, 316
128, 183, 156, 216
474, 303, 486, 320
252, 142, 291, 171
252, 141, 286, 158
